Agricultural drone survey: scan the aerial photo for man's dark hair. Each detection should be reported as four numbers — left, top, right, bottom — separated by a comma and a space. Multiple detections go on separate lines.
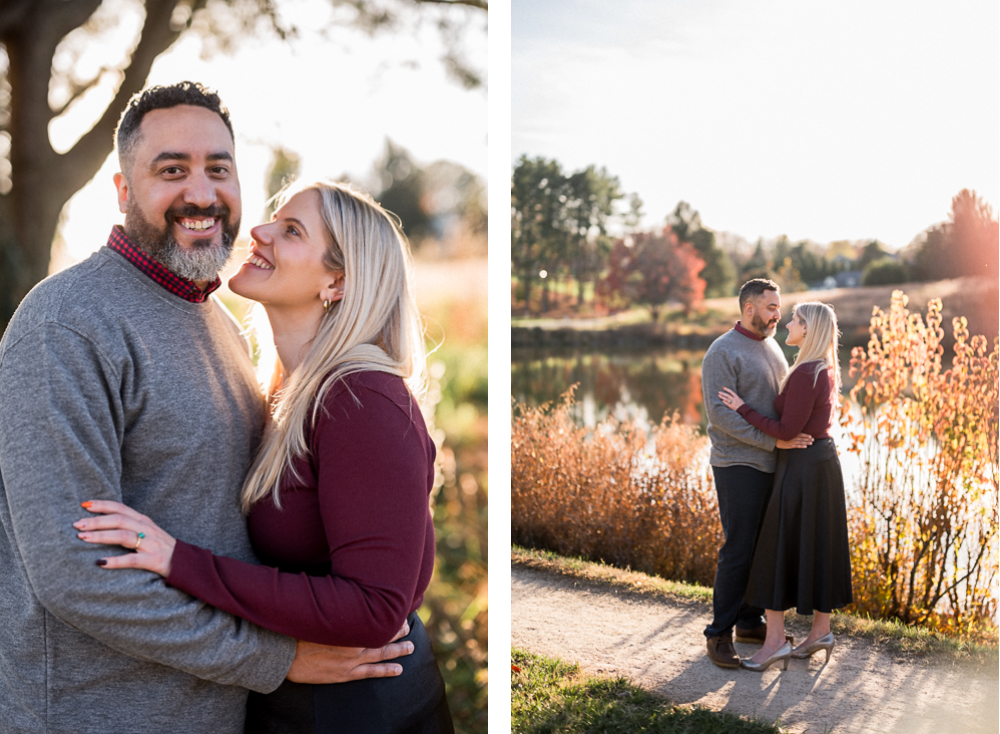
115, 81, 233, 174
738, 278, 780, 313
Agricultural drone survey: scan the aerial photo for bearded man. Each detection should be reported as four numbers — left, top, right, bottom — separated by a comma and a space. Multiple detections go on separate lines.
700, 278, 814, 668
0, 82, 407, 734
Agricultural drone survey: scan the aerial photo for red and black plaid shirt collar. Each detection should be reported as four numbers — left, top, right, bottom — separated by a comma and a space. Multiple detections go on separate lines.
733, 321, 764, 341
105, 226, 221, 303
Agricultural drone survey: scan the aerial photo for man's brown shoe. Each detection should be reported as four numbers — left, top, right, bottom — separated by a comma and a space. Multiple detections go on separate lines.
735, 624, 794, 645
706, 632, 739, 668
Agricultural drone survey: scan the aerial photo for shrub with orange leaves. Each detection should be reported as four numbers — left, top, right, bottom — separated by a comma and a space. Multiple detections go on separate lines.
844, 290, 998, 638
511, 389, 721, 586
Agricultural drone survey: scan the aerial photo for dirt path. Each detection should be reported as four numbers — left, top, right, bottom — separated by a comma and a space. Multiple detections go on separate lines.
512, 565, 998, 734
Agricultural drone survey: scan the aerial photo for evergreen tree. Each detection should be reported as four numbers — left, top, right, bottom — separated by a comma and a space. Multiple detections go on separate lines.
665, 201, 735, 297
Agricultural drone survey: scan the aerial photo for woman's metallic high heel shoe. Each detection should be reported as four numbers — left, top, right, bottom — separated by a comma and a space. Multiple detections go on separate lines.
790, 632, 835, 662
739, 641, 791, 672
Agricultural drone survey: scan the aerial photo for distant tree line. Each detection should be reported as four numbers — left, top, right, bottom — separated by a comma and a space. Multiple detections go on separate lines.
510, 156, 734, 317
511, 154, 999, 317
264, 140, 486, 259
510, 156, 625, 313
730, 189, 998, 291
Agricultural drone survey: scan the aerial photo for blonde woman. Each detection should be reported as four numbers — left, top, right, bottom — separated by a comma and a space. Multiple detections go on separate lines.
75, 180, 453, 733
717, 302, 853, 672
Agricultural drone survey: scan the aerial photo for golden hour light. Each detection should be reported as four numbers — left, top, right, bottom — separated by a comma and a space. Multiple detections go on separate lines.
511, 2, 997, 732
0, 3, 486, 733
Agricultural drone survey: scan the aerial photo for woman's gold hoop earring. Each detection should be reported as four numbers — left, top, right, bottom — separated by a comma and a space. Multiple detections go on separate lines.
323, 299, 330, 312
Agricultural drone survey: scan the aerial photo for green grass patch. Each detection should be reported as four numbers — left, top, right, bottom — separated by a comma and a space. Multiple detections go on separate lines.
512, 308, 653, 330
512, 545, 999, 668
511, 303, 734, 337
512, 545, 712, 605
511, 648, 784, 734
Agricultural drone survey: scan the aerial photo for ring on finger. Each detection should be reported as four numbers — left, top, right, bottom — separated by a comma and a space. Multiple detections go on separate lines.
134, 532, 145, 551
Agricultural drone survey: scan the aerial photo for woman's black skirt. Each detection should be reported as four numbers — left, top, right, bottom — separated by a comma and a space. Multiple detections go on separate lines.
245, 612, 454, 734
744, 438, 853, 615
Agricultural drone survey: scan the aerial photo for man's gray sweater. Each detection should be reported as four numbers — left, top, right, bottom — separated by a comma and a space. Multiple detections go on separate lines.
0, 248, 296, 734
700, 327, 789, 473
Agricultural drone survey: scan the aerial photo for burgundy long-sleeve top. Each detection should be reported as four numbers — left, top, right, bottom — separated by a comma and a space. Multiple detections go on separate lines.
736, 360, 834, 441
166, 371, 436, 648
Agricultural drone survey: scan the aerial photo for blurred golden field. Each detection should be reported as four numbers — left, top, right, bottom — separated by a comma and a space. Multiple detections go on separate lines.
412, 257, 488, 734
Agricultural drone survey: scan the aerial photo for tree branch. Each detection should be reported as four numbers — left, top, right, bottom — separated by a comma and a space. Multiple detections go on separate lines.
416, 0, 487, 10
56, 0, 209, 201
35, 0, 105, 51
51, 65, 117, 118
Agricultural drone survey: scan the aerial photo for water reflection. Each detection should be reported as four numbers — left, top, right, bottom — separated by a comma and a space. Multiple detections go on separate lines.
511, 347, 708, 430
511, 345, 856, 433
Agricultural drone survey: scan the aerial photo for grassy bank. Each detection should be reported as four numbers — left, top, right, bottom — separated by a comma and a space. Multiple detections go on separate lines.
512, 276, 999, 348
513, 546, 1000, 669
512, 648, 785, 734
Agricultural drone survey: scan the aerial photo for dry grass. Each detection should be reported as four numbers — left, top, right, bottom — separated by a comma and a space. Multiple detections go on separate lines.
413, 257, 488, 311
511, 545, 712, 605
511, 390, 722, 587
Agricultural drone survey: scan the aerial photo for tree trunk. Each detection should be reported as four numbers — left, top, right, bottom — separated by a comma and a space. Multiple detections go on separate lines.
521, 266, 533, 315
0, 194, 53, 330
0, 0, 204, 332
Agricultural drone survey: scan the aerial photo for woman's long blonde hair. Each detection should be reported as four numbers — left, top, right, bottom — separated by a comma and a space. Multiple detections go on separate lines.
241, 179, 427, 511
779, 301, 841, 395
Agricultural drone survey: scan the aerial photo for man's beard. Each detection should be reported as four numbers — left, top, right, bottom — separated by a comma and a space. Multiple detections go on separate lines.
752, 312, 778, 338
126, 200, 239, 283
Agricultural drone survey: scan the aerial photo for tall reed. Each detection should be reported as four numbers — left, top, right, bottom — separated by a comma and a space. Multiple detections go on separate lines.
512, 390, 721, 586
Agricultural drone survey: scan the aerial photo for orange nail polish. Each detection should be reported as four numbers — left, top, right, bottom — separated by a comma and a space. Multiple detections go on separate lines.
81, 501, 93, 509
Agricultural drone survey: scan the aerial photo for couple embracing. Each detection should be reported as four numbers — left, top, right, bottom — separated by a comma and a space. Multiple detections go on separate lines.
0, 82, 453, 733
702, 278, 854, 672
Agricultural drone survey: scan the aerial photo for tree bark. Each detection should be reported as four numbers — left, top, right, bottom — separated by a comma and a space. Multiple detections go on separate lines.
520, 266, 533, 316
0, 0, 204, 329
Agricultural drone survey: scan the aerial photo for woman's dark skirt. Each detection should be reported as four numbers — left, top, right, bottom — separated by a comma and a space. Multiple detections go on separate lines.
744, 438, 853, 615
245, 613, 454, 734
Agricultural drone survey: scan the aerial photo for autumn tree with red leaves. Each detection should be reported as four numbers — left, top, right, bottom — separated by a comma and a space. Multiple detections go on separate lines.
597, 227, 706, 320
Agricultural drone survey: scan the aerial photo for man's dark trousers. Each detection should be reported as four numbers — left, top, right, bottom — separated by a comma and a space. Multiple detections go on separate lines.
704, 464, 774, 639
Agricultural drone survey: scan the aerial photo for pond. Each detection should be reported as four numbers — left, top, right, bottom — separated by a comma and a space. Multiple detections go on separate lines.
511, 341, 857, 429
511, 346, 710, 429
